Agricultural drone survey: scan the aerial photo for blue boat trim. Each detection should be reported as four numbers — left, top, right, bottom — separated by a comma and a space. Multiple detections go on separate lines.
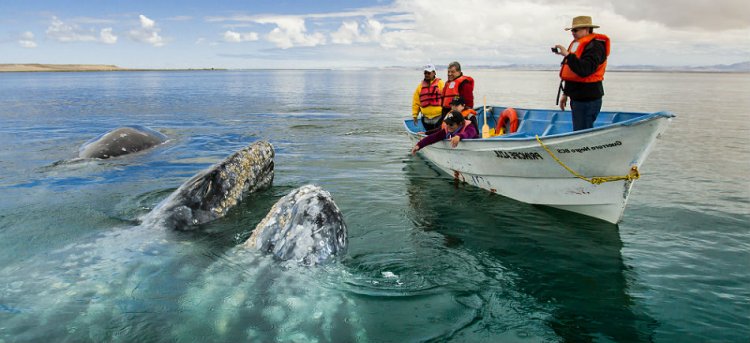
404, 107, 675, 140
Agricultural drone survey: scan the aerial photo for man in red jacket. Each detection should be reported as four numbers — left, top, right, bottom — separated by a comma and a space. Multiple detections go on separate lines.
441, 61, 474, 115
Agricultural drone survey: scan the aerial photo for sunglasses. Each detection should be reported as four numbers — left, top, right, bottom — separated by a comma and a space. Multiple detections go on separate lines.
571, 28, 584, 33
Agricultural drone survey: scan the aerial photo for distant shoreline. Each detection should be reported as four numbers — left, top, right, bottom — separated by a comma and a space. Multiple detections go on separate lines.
1, 63, 747, 74
0, 64, 224, 73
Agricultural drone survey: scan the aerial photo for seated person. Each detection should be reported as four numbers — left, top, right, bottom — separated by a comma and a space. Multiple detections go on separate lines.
450, 96, 478, 132
411, 110, 478, 155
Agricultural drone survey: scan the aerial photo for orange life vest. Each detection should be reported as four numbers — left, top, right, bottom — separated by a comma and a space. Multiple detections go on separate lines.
496, 108, 519, 134
441, 75, 474, 108
441, 120, 472, 137
559, 33, 610, 83
461, 109, 476, 119
419, 78, 442, 107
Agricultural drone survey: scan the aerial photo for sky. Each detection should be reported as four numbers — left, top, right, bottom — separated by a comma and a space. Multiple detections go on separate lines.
1, 0, 748, 69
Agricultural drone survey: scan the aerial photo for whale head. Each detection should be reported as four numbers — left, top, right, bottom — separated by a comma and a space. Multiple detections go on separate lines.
143, 140, 274, 230
245, 185, 347, 266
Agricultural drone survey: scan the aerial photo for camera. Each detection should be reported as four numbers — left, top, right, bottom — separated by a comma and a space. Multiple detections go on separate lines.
551, 47, 559, 53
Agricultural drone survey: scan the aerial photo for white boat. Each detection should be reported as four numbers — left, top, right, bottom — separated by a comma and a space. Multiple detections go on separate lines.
405, 106, 675, 223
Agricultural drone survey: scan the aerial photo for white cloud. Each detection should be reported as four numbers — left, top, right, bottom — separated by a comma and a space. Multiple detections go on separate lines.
222, 30, 259, 43
255, 17, 326, 49
18, 31, 37, 48
330, 19, 384, 44
369, 0, 750, 65
365, 19, 384, 41
607, 0, 749, 31
331, 21, 359, 44
45, 16, 119, 44
166, 16, 192, 22
202, 0, 750, 66
140, 15, 155, 29
99, 28, 117, 44
129, 14, 164, 47
46, 16, 98, 42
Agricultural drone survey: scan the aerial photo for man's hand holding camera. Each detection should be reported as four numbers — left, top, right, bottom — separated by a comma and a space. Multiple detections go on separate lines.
551, 45, 568, 57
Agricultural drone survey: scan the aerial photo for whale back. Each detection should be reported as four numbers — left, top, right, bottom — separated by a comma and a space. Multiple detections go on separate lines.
245, 185, 348, 266
79, 125, 167, 159
143, 140, 274, 230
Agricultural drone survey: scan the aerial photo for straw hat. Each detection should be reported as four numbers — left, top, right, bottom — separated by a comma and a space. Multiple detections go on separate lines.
565, 16, 600, 31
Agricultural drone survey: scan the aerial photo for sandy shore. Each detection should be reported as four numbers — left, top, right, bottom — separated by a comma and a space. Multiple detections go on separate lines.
0, 64, 127, 72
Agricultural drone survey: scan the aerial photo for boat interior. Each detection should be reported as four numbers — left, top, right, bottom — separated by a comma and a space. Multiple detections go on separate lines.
405, 107, 651, 139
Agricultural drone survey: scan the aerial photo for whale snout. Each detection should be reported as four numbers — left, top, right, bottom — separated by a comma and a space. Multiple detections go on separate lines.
245, 185, 347, 266
143, 140, 275, 230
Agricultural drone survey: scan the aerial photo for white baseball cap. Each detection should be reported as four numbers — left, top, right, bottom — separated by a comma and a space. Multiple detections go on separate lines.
423, 64, 436, 72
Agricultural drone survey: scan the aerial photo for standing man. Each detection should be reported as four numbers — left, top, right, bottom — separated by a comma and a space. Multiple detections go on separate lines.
412, 64, 444, 132
441, 61, 474, 115
553, 16, 610, 131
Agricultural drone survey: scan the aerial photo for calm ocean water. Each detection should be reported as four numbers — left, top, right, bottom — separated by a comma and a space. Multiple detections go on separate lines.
0, 70, 748, 342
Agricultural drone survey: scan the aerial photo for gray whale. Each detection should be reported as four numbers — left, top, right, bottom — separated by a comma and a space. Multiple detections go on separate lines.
142, 140, 274, 230
79, 125, 167, 159
139, 141, 345, 265
245, 184, 348, 266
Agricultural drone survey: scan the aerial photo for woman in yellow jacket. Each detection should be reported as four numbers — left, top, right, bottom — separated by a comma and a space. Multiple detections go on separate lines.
412, 64, 445, 132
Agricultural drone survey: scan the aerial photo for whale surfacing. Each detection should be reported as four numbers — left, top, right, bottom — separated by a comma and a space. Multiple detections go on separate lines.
143, 140, 274, 230
245, 185, 348, 266
79, 126, 167, 159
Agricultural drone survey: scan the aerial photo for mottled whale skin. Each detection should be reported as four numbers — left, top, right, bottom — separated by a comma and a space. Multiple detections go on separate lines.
79, 125, 168, 159
142, 140, 274, 230
245, 184, 348, 266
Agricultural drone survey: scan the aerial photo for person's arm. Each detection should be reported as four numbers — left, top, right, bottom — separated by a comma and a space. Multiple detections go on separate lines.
559, 93, 568, 110
564, 40, 606, 77
412, 85, 421, 123
458, 79, 474, 108
459, 124, 478, 140
411, 129, 446, 154
449, 124, 478, 147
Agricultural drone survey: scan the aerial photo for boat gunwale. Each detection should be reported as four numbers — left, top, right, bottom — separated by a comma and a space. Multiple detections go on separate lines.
404, 109, 675, 142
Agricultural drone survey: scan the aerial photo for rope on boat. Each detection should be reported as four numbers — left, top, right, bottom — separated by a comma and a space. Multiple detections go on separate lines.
535, 135, 640, 185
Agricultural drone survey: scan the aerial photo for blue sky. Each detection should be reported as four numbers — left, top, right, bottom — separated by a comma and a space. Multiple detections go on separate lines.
1, 0, 748, 69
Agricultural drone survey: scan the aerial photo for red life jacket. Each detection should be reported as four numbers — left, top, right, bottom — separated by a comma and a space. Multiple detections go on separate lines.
441, 75, 474, 108
441, 120, 472, 137
419, 78, 442, 107
559, 33, 610, 83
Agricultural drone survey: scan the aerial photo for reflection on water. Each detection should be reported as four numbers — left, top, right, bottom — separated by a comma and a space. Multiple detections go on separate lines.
404, 157, 658, 342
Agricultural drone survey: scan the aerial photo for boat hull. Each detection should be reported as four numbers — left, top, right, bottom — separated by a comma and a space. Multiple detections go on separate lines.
406, 113, 673, 223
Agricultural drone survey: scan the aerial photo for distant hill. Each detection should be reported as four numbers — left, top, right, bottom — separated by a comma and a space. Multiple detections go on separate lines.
0, 64, 126, 72
610, 61, 750, 72
0, 64, 226, 72
401, 61, 750, 73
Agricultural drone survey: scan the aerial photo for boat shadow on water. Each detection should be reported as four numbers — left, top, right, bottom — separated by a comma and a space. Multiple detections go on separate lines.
403, 157, 659, 342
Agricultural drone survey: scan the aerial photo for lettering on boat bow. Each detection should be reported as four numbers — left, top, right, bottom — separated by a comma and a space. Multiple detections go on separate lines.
556, 140, 622, 154
493, 151, 545, 160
